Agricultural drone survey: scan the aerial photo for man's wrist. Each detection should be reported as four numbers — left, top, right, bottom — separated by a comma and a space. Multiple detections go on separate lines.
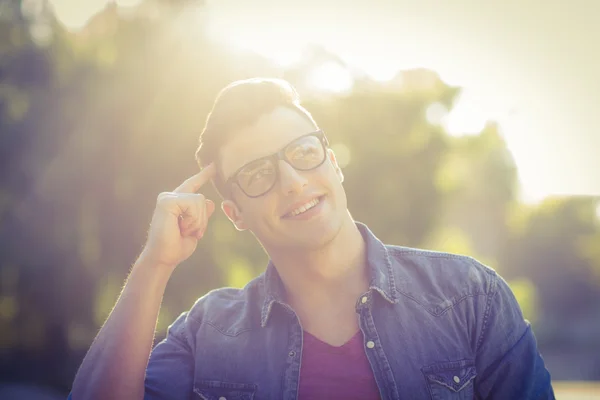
131, 252, 176, 288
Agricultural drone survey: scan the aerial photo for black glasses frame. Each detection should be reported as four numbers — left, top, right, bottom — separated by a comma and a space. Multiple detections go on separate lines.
225, 130, 329, 198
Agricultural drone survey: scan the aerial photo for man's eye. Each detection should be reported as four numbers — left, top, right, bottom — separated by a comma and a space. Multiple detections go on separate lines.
292, 146, 319, 159
248, 167, 273, 184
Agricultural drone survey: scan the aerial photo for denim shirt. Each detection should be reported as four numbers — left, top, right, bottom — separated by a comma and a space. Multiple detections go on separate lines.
139, 223, 554, 399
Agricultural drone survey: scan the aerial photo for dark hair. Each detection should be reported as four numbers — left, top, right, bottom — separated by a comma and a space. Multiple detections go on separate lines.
195, 77, 317, 198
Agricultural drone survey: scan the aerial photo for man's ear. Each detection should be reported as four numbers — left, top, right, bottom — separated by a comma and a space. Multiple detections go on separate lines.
221, 200, 247, 231
327, 148, 344, 183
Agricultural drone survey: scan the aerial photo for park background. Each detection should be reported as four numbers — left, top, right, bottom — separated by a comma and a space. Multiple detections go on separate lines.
0, 0, 599, 398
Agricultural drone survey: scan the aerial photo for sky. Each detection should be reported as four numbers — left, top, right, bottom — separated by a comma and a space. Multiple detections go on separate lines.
47, 0, 600, 203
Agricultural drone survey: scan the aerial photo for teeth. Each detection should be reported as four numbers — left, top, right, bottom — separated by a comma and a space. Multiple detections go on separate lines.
288, 198, 320, 217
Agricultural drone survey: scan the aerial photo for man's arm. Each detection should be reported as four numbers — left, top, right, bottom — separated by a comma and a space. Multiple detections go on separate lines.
69, 165, 216, 400
474, 272, 555, 399
70, 258, 172, 400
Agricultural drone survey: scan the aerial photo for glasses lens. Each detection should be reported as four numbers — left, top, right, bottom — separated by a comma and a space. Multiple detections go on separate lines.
285, 135, 325, 170
237, 158, 277, 197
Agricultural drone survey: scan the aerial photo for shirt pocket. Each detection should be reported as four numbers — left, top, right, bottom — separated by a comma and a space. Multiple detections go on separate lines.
422, 359, 477, 400
193, 380, 257, 400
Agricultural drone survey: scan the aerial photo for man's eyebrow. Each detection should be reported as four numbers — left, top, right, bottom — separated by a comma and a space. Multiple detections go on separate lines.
226, 131, 319, 179
229, 154, 268, 179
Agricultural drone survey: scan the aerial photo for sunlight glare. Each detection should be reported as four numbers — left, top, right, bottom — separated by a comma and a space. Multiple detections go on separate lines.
364, 64, 400, 83
306, 62, 354, 94
426, 103, 449, 126
235, 43, 304, 68
115, 0, 143, 7
265, 49, 304, 68
48, 0, 107, 30
169, 3, 208, 41
331, 143, 351, 168
205, 8, 310, 69
215, 31, 306, 68
48, 0, 143, 31
44, 0, 594, 204
443, 91, 490, 136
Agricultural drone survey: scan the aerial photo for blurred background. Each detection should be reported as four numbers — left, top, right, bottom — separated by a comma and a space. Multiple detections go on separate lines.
0, 0, 599, 398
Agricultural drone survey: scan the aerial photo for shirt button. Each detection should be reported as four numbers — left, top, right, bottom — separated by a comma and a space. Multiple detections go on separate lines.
361, 296, 368, 304
366, 340, 375, 349
219, 397, 227, 400
288, 351, 296, 357
453, 376, 460, 383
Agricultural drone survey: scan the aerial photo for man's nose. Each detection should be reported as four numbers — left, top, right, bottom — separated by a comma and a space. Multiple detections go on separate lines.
277, 160, 308, 195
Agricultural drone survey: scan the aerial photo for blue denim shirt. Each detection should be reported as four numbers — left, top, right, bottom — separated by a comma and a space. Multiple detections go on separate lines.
112, 223, 555, 399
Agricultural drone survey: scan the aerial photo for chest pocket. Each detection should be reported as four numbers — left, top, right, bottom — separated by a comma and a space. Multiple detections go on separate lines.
193, 380, 257, 400
422, 360, 477, 400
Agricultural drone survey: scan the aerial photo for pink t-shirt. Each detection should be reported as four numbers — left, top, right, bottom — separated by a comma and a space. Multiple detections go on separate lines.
298, 330, 381, 399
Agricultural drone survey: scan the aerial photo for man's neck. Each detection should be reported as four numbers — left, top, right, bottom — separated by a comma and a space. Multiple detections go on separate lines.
268, 217, 370, 314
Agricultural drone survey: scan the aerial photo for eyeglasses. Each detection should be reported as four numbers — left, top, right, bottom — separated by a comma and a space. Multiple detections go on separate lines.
226, 130, 329, 198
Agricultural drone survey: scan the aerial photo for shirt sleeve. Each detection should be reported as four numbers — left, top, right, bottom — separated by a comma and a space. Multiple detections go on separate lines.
144, 312, 196, 400
474, 272, 555, 399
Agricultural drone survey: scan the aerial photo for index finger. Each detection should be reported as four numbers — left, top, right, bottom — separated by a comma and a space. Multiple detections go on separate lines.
174, 163, 217, 194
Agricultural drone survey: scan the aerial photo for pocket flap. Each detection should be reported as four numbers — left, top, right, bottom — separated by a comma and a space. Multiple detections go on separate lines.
422, 359, 477, 392
193, 380, 256, 400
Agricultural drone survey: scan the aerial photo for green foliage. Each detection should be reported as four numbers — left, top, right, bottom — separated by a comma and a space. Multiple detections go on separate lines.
508, 279, 539, 326
499, 197, 600, 327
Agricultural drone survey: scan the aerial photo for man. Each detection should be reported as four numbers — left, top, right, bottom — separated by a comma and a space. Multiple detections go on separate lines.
69, 78, 554, 399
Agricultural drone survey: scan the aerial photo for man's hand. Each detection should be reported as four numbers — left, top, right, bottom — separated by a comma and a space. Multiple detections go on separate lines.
70, 166, 218, 400
140, 163, 217, 270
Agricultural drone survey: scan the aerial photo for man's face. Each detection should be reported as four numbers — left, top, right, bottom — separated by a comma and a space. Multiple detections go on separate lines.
219, 106, 348, 251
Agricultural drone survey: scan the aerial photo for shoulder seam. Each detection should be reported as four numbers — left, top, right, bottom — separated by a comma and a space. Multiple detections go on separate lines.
476, 272, 499, 351
387, 246, 482, 263
388, 247, 497, 317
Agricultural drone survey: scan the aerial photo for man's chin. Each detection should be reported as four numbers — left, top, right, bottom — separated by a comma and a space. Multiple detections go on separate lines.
288, 219, 343, 250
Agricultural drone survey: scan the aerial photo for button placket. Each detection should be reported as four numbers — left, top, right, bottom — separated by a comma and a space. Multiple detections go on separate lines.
358, 298, 400, 400
281, 304, 303, 400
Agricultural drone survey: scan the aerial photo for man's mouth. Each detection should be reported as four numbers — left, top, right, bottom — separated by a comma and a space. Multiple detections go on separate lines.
282, 196, 324, 218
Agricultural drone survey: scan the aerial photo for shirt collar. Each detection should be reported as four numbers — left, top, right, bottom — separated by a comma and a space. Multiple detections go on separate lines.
260, 222, 399, 327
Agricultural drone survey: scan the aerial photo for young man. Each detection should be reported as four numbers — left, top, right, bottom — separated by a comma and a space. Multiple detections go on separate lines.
70, 78, 554, 399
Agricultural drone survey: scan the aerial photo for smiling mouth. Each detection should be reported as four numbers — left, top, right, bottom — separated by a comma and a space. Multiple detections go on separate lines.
282, 196, 325, 218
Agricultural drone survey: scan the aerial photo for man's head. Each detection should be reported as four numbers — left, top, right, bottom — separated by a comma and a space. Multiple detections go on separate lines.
195, 78, 349, 252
